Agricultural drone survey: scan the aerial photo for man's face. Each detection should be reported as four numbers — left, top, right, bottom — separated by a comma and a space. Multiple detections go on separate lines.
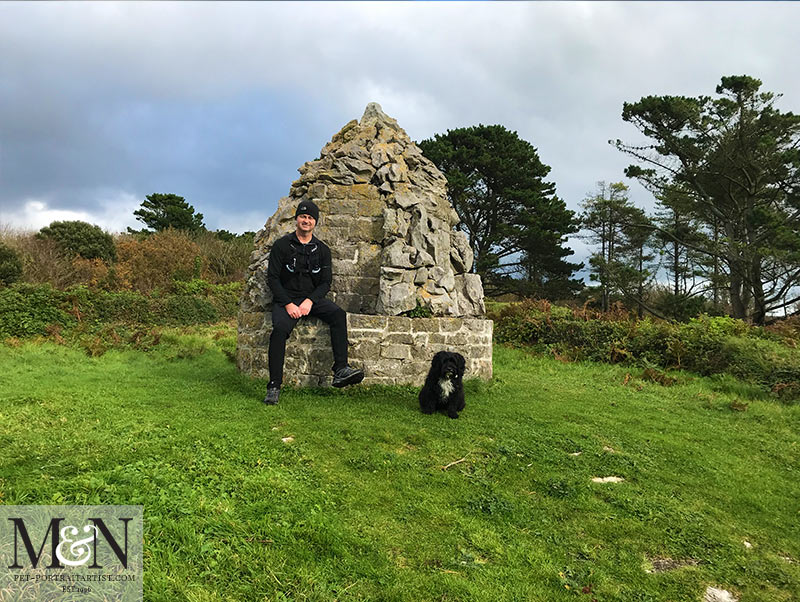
296, 213, 316, 234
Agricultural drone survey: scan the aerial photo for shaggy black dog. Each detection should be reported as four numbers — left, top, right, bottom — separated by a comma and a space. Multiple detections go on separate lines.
419, 351, 466, 419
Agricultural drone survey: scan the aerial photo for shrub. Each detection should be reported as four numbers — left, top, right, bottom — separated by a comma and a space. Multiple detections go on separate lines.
0, 284, 74, 337
116, 229, 205, 293
153, 295, 219, 325
494, 300, 800, 400
4, 234, 79, 288
192, 230, 252, 283
0, 242, 23, 286
38, 221, 116, 262
70, 257, 123, 290
0, 282, 240, 341
86, 289, 153, 323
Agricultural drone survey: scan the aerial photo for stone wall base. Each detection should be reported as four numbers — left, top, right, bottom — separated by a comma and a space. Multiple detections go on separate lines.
237, 311, 493, 387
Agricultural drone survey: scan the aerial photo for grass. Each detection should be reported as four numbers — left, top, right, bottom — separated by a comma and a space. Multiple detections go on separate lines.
1, 326, 799, 601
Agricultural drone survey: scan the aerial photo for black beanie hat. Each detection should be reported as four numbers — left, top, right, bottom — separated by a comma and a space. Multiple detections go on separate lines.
295, 200, 320, 222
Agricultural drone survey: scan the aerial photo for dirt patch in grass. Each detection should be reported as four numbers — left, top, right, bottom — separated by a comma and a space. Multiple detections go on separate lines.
646, 556, 699, 573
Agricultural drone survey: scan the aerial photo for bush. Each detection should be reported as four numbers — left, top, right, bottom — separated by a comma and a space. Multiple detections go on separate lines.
494, 300, 800, 400
116, 229, 205, 293
0, 242, 23, 286
85, 289, 153, 323
0, 282, 241, 341
192, 230, 252, 283
153, 295, 219, 325
38, 221, 116, 262
2, 234, 78, 288
0, 284, 74, 337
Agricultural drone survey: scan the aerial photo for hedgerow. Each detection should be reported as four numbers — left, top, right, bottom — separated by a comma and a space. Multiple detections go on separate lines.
494, 299, 800, 400
0, 284, 75, 337
0, 281, 243, 339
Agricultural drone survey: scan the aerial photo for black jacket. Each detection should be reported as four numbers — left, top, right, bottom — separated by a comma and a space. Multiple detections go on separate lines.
267, 232, 332, 306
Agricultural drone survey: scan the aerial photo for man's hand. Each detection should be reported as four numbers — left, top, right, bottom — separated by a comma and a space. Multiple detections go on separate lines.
298, 298, 313, 316
285, 302, 303, 319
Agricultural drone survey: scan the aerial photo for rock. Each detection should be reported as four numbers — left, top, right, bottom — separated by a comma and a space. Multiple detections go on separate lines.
376, 279, 416, 314
371, 143, 393, 168
413, 249, 435, 268
395, 187, 420, 209
383, 239, 413, 268
343, 157, 375, 182
361, 102, 393, 125
450, 231, 474, 272
382, 208, 409, 240
704, 587, 738, 602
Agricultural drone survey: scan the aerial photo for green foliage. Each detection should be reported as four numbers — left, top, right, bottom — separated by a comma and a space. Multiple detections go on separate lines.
131, 193, 206, 233
495, 300, 800, 399
0, 284, 74, 337
649, 288, 720, 322
37, 220, 116, 262
0, 282, 243, 340
0, 242, 23, 286
402, 301, 433, 318
418, 124, 582, 298
155, 294, 219, 325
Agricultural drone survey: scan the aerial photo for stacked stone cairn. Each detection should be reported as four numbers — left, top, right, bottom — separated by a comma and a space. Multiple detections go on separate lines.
237, 103, 493, 386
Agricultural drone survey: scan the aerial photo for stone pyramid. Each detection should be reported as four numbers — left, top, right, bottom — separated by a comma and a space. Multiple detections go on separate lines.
241, 102, 485, 319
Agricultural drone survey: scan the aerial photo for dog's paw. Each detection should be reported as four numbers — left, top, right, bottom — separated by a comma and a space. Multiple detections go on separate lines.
447, 412, 459, 419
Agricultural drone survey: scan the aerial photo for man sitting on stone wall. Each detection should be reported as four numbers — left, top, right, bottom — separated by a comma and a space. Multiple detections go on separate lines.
263, 200, 365, 404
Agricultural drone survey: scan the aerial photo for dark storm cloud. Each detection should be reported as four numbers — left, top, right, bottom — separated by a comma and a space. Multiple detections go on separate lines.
1, 1, 799, 242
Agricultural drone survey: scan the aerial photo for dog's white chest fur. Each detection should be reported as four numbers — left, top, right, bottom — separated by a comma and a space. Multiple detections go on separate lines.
438, 377, 455, 398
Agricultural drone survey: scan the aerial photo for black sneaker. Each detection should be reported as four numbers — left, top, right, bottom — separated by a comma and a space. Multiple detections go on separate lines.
263, 384, 280, 405
332, 366, 365, 388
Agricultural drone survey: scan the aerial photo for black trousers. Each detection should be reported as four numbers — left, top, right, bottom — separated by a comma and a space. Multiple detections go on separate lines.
268, 298, 348, 386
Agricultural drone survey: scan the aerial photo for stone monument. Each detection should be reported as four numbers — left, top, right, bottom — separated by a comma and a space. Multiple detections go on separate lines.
237, 103, 493, 386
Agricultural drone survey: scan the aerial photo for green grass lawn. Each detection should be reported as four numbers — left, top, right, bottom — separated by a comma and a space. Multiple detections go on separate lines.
1, 327, 799, 601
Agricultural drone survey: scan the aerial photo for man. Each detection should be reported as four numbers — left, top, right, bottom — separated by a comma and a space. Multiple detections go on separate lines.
263, 200, 364, 404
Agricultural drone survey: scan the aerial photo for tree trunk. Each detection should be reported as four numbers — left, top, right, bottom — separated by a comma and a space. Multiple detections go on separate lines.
751, 257, 767, 325
637, 247, 644, 319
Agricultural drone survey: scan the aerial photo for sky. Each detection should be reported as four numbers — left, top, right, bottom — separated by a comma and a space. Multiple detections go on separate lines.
1, 1, 799, 272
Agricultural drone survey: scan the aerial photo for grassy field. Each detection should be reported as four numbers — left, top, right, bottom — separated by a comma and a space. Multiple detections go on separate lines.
1, 325, 799, 601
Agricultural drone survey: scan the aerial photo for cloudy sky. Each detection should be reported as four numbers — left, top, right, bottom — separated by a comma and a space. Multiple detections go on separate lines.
1, 1, 799, 268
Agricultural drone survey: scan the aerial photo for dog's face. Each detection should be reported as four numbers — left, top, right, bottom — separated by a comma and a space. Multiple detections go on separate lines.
432, 351, 465, 381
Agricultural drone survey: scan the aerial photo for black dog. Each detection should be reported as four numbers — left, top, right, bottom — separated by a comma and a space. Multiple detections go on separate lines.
419, 351, 466, 419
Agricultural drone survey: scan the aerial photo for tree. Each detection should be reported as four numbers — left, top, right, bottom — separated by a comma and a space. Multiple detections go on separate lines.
580, 182, 655, 313
0, 242, 23, 286
614, 75, 800, 324
131, 193, 206, 234
653, 188, 701, 297
418, 125, 582, 297
37, 220, 116, 262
